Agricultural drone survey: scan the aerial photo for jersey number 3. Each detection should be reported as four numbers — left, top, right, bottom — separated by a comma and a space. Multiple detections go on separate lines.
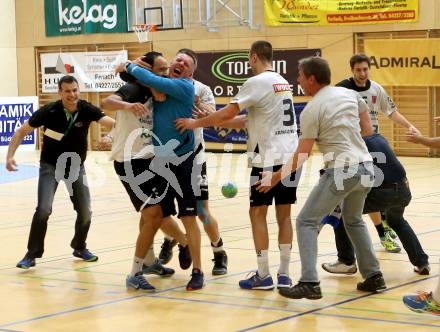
282, 99, 295, 126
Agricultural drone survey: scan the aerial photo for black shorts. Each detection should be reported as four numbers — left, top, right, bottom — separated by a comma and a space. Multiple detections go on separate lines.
249, 165, 300, 207
161, 152, 197, 218
114, 159, 176, 217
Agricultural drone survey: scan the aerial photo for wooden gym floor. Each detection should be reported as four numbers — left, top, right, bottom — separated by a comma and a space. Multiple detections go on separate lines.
0, 150, 439, 331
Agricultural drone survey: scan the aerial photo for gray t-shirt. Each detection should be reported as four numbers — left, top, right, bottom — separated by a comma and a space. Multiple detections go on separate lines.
300, 86, 372, 169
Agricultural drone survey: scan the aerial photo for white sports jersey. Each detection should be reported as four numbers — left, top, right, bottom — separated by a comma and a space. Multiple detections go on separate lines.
232, 70, 298, 168
193, 80, 215, 165
337, 78, 396, 133
111, 97, 154, 162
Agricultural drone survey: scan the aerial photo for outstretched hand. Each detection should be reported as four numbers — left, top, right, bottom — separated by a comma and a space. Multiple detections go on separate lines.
175, 118, 197, 133
405, 130, 424, 144
255, 171, 282, 193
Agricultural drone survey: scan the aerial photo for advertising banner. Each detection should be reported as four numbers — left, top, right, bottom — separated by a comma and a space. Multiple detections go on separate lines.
265, 0, 418, 26
40, 51, 128, 93
44, 0, 128, 36
0, 97, 39, 150
193, 49, 321, 98
364, 39, 440, 86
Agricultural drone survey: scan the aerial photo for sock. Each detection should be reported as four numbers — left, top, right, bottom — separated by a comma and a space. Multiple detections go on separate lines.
278, 244, 291, 276
211, 237, 224, 253
256, 249, 269, 278
433, 264, 440, 303
375, 223, 386, 237
143, 245, 156, 266
130, 256, 144, 277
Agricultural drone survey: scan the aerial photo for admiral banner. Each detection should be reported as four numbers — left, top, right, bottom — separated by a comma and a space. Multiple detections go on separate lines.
364, 39, 440, 86
265, 0, 418, 26
193, 49, 321, 98
0, 97, 38, 150
41, 51, 127, 93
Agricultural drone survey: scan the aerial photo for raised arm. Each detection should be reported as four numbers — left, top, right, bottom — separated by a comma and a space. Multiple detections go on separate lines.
101, 94, 147, 117
6, 121, 35, 171
125, 64, 192, 101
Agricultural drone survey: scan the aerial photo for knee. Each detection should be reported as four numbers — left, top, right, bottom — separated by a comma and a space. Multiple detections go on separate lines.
35, 206, 52, 219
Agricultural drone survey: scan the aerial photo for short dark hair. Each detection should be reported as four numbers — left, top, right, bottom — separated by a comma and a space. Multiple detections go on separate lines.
350, 54, 370, 69
120, 51, 164, 83
142, 51, 163, 67
298, 56, 331, 85
177, 48, 198, 67
250, 40, 272, 63
58, 75, 78, 90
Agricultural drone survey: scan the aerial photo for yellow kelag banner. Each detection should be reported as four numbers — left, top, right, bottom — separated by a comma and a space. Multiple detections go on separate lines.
265, 0, 418, 26
364, 39, 440, 86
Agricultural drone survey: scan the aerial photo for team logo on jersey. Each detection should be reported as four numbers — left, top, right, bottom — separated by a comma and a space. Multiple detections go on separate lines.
272, 83, 291, 93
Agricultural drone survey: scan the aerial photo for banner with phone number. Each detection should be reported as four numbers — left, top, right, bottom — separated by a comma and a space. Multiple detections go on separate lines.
265, 0, 418, 26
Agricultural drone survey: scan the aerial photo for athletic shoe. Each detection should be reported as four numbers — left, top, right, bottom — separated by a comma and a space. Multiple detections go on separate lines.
380, 232, 401, 253
403, 292, 440, 315
142, 259, 175, 277
186, 268, 204, 291
126, 273, 155, 292
16, 254, 35, 269
239, 272, 274, 290
279, 282, 322, 300
383, 222, 398, 239
178, 244, 192, 270
158, 238, 177, 265
357, 273, 386, 292
73, 249, 98, 262
321, 260, 357, 275
212, 250, 228, 275
414, 264, 431, 275
277, 274, 292, 289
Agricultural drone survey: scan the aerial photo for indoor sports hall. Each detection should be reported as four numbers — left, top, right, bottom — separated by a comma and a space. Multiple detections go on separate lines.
1, 1, 440, 331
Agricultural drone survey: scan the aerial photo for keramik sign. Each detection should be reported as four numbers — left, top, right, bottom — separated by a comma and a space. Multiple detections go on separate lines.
45, 0, 127, 36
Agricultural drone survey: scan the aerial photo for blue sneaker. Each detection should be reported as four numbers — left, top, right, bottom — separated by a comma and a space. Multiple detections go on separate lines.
403, 292, 440, 315
239, 272, 274, 290
73, 249, 98, 262
126, 273, 156, 292
16, 254, 35, 269
186, 268, 204, 291
142, 259, 175, 277
277, 274, 292, 289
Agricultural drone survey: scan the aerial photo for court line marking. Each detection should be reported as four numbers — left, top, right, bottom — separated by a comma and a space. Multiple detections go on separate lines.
238, 275, 440, 331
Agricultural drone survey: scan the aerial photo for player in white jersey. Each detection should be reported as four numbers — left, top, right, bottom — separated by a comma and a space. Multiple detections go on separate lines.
176, 41, 299, 290
327, 53, 422, 255
158, 49, 228, 275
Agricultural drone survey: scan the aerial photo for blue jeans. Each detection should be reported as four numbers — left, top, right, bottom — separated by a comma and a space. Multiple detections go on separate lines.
335, 178, 429, 268
297, 162, 381, 282
27, 162, 92, 258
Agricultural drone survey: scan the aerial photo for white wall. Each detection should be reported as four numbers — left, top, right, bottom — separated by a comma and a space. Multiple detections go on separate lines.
0, 0, 18, 96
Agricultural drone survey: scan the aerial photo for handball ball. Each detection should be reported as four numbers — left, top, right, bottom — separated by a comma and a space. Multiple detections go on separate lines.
221, 182, 238, 198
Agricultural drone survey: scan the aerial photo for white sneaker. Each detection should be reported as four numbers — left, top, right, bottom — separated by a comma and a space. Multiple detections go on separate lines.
321, 260, 357, 275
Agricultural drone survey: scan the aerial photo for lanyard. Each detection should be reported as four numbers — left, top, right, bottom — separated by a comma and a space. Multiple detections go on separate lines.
63, 109, 78, 135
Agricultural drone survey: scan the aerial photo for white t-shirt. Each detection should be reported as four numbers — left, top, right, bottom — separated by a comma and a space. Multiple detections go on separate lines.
193, 79, 215, 165
111, 97, 154, 162
337, 78, 396, 133
232, 71, 298, 168
300, 86, 372, 169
